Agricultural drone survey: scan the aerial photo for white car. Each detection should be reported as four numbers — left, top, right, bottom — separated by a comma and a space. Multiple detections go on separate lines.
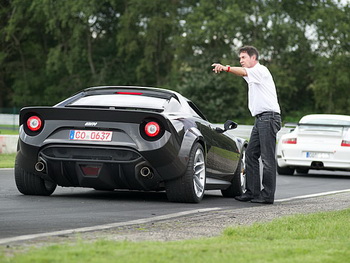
277, 114, 350, 175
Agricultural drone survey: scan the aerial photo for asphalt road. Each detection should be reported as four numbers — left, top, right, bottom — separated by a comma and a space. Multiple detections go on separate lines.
1, 168, 350, 240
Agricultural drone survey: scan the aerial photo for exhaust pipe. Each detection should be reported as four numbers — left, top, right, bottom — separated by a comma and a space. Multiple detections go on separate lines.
140, 166, 153, 178
311, 161, 324, 169
35, 161, 46, 172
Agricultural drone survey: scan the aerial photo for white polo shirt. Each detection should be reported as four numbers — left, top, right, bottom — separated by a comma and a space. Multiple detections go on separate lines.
243, 63, 281, 117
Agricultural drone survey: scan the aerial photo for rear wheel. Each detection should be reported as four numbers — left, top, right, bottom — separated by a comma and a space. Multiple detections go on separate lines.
166, 143, 206, 203
277, 164, 295, 175
15, 158, 56, 196
221, 147, 246, 197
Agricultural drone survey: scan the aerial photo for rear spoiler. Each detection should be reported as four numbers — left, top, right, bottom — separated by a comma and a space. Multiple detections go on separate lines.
83, 86, 179, 101
297, 123, 350, 128
283, 122, 297, 128
284, 122, 350, 128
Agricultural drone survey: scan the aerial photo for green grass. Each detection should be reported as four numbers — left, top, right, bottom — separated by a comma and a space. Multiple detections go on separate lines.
1, 209, 349, 263
0, 127, 17, 168
0, 153, 16, 168
0, 127, 19, 135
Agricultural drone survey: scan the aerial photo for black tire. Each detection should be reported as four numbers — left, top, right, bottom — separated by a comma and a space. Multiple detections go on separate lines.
165, 143, 206, 203
277, 164, 295, 175
15, 158, 56, 196
221, 147, 246, 197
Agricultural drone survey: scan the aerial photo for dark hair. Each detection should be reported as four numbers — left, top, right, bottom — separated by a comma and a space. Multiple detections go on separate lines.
238, 46, 259, 60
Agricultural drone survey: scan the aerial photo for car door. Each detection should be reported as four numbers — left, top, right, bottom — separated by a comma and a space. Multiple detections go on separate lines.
198, 121, 240, 178
185, 100, 240, 178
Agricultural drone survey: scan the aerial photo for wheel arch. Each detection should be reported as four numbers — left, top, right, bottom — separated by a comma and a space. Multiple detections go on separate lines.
236, 137, 248, 154
178, 127, 206, 160
195, 137, 207, 158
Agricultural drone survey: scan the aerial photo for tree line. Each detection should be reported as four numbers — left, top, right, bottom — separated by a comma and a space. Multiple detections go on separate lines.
1, 0, 349, 123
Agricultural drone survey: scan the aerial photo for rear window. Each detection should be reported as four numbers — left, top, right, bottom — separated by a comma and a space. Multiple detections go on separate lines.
68, 94, 168, 111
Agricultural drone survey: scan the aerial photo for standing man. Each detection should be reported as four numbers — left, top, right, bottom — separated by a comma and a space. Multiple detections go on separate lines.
212, 46, 281, 204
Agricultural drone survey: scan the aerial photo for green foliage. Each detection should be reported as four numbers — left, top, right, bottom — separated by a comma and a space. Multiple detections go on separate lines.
116, 0, 178, 86
0, 0, 349, 122
310, 55, 350, 113
176, 56, 250, 122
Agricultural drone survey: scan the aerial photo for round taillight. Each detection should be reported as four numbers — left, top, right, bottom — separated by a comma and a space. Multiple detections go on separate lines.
144, 121, 160, 137
27, 116, 42, 131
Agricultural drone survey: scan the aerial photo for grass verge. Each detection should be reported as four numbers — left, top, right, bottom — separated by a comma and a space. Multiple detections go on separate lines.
0, 153, 16, 168
1, 209, 349, 263
0, 128, 19, 135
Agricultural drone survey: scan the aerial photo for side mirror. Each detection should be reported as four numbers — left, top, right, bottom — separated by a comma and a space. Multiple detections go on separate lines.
224, 120, 238, 130
215, 120, 238, 133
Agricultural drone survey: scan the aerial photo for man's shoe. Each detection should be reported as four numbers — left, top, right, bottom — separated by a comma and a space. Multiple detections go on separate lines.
250, 198, 274, 204
235, 194, 253, 202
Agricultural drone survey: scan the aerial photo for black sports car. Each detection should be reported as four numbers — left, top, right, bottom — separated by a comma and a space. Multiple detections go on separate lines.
15, 86, 247, 203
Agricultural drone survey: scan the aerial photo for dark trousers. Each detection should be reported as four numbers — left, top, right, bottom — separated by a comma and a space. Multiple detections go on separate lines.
245, 112, 281, 201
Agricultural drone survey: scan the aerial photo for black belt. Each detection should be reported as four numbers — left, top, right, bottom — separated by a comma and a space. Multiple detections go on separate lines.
255, 111, 280, 118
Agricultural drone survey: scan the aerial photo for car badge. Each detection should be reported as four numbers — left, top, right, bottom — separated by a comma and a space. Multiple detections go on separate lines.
85, 122, 98, 127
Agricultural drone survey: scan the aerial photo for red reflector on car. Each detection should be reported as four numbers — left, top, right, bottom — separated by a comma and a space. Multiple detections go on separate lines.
115, 92, 143, 95
145, 121, 160, 137
341, 140, 350, 147
80, 165, 101, 176
282, 138, 297, 144
27, 116, 42, 131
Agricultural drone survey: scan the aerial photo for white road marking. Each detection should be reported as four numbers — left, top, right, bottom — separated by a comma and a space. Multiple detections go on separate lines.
0, 208, 221, 245
275, 189, 350, 202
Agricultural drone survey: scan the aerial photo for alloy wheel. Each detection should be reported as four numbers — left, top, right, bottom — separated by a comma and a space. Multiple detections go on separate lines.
193, 148, 206, 198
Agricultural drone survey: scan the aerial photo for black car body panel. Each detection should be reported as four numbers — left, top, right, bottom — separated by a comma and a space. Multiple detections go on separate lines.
15, 86, 247, 202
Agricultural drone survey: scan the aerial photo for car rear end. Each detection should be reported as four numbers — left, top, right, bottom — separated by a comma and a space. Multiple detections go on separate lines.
277, 116, 350, 172
16, 87, 188, 191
